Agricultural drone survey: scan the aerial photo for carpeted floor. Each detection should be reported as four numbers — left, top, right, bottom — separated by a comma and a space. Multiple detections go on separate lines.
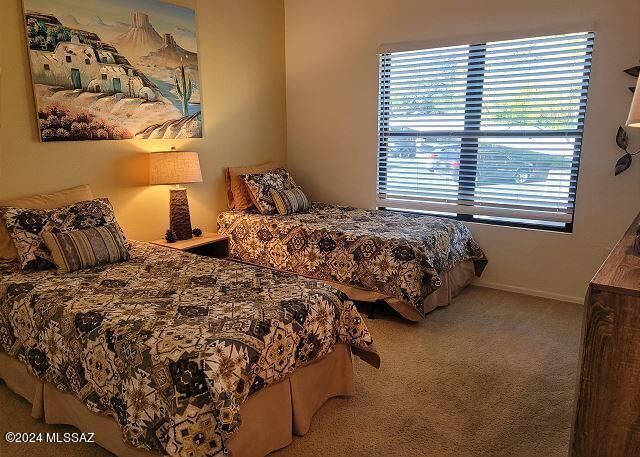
0, 286, 583, 457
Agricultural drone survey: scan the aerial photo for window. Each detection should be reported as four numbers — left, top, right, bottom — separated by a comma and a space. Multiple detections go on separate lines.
65, 55, 72, 63
43, 64, 50, 71
101, 73, 107, 80
377, 32, 594, 231
85, 58, 91, 65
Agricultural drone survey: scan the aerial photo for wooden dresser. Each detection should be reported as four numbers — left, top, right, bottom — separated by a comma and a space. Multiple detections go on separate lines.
570, 214, 640, 457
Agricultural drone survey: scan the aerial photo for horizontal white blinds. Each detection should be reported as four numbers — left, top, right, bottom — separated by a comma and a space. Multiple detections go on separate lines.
377, 32, 594, 228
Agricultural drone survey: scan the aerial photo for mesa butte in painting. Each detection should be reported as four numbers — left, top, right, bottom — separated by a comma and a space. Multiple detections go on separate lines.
23, 0, 203, 142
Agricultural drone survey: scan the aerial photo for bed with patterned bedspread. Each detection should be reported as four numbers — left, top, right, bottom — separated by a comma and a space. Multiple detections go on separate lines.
0, 241, 378, 456
218, 203, 488, 320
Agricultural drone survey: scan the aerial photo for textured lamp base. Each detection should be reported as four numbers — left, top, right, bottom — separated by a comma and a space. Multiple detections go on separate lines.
169, 188, 193, 240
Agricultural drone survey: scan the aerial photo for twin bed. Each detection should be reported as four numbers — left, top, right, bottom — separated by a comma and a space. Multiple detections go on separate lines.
0, 241, 378, 456
218, 203, 487, 321
0, 173, 487, 457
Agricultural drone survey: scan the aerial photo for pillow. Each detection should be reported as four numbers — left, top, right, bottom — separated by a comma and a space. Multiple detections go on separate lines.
43, 224, 129, 274
225, 161, 280, 210
0, 198, 122, 271
269, 187, 310, 215
241, 168, 297, 214
0, 185, 94, 263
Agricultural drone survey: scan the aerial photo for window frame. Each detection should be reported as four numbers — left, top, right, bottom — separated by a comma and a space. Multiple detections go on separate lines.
376, 33, 594, 233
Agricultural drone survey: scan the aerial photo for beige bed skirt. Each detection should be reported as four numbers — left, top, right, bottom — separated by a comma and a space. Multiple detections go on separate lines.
0, 343, 354, 457
329, 260, 476, 321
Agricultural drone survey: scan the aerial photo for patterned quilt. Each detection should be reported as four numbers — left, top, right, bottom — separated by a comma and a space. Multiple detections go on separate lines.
218, 203, 487, 319
0, 241, 378, 456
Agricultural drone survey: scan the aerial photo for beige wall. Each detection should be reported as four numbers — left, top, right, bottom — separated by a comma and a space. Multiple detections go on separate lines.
285, 0, 640, 302
0, 0, 287, 241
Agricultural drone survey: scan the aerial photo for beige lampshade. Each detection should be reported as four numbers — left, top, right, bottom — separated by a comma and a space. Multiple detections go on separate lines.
149, 151, 202, 185
627, 78, 640, 128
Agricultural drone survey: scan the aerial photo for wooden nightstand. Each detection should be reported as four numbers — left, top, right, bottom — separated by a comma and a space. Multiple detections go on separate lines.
149, 232, 229, 258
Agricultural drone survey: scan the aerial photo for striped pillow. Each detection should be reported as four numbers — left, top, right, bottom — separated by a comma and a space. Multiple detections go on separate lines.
241, 168, 297, 214
269, 187, 310, 215
42, 224, 129, 274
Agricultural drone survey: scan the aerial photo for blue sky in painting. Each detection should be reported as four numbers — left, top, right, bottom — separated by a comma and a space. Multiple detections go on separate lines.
24, 0, 197, 51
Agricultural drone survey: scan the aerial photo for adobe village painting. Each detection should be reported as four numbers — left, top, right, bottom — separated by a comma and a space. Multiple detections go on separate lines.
23, 0, 202, 141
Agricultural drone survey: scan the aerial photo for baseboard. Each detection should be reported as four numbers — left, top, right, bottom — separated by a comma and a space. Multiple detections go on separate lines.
472, 279, 584, 304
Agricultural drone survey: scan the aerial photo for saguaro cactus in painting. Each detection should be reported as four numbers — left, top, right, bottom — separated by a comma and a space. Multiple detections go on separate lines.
175, 64, 192, 116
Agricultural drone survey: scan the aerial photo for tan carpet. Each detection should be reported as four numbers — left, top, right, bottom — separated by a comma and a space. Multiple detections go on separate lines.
0, 286, 583, 457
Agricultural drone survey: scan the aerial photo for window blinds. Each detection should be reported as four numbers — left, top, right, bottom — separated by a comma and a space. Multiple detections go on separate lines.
377, 32, 594, 230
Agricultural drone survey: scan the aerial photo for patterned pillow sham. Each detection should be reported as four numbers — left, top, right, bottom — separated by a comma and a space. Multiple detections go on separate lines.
43, 224, 130, 274
241, 168, 297, 214
269, 187, 310, 215
0, 198, 123, 271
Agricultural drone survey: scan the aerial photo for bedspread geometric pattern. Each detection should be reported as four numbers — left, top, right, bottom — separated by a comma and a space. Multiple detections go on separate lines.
0, 241, 378, 456
218, 203, 487, 318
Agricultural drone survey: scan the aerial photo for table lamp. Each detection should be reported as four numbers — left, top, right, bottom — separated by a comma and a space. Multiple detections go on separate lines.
149, 150, 202, 240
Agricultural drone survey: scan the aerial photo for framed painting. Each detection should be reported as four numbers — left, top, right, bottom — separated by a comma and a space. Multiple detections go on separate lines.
22, 0, 203, 141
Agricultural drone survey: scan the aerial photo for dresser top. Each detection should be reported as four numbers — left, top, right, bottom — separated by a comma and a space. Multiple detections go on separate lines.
591, 212, 640, 297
